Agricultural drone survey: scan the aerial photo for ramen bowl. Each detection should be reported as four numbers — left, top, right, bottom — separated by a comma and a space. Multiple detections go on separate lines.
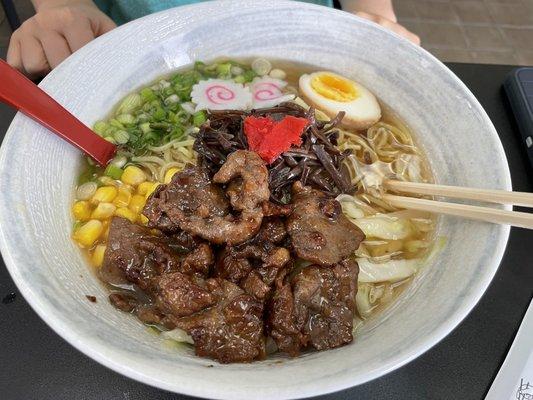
0, 1, 510, 399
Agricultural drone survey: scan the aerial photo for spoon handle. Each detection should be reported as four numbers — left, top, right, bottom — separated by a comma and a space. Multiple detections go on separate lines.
0, 59, 116, 166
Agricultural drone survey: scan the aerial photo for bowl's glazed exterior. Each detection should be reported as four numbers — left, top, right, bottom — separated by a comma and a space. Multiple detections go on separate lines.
0, 2, 510, 399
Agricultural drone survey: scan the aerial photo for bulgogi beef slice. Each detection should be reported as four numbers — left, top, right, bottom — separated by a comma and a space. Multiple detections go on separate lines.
254, 217, 287, 244
154, 272, 216, 318
287, 182, 365, 265
241, 271, 270, 300
181, 243, 214, 277
175, 278, 265, 363
170, 230, 202, 252
268, 259, 359, 355
293, 259, 359, 350
109, 292, 138, 313
215, 241, 291, 299
143, 165, 230, 233
143, 161, 267, 245
212, 150, 270, 211
268, 279, 303, 356
100, 217, 182, 290
215, 246, 252, 283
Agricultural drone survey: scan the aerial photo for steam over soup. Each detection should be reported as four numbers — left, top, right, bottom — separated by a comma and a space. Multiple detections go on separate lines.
71, 58, 437, 363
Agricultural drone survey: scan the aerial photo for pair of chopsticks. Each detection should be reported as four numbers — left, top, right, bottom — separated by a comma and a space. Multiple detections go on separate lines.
382, 180, 533, 230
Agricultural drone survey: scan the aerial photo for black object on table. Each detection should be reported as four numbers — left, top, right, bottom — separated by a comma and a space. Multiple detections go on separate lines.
0, 63, 532, 400
0, 0, 21, 31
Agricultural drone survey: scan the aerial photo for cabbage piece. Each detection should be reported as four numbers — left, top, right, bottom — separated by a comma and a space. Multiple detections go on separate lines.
354, 214, 412, 240
357, 257, 421, 283
356, 283, 387, 318
162, 328, 194, 344
336, 194, 365, 219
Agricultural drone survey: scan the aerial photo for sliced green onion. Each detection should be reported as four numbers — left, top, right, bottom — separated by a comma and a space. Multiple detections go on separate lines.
231, 65, 244, 76
93, 121, 108, 136
104, 136, 117, 145
110, 155, 127, 168
109, 119, 125, 129
116, 93, 142, 114
104, 164, 124, 180
269, 68, 287, 80
76, 181, 98, 200
140, 87, 157, 102
139, 122, 151, 134
234, 75, 246, 84
113, 130, 130, 144
116, 114, 135, 125
164, 94, 179, 105
159, 80, 171, 89
216, 62, 232, 78
152, 107, 166, 121
242, 70, 257, 82
193, 111, 206, 127
251, 58, 272, 76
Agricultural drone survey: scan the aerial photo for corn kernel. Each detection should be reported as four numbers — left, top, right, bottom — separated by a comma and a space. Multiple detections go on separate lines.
113, 187, 132, 208
137, 181, 153, 195
91, 186, 117, 204
73, 220, 103, 247
144, 183, 160, 199
129, 195, 146, 214
91, 202, 116, 219
92, 244, 107, 267
164, 167, 180, 184
72, 201, 92, 221
102, 220, 110, 240
121, 165, 146, 186
115, 207, 138, 223
139, 215, 149, 225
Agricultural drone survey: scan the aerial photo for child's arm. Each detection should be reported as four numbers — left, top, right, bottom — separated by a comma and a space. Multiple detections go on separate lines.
7, 0, 116, 78
340, 0, 420, 45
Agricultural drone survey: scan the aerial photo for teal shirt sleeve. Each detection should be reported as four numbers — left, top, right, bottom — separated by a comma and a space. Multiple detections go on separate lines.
94, 0, 333, 25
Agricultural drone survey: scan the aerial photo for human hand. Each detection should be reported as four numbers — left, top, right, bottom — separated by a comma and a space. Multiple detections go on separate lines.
355, 11, 420, 45
7, 0, 116, 78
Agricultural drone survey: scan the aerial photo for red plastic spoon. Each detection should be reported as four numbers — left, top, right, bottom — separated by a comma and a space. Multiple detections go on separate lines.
0, 59, 117, 166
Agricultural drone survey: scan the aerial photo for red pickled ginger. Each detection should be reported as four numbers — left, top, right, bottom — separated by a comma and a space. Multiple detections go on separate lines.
244, 115, 308, 164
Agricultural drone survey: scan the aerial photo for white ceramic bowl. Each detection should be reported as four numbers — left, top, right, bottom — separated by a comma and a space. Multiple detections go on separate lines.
0, 1, 511, 399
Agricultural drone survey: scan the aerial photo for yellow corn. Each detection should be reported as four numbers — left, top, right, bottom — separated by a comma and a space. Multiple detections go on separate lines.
139, 214, 149, 225
144, 183, 160, 199
92, 244, 107, 267
113, 187, 132, 208
72, 201, 92, 221
115, 207, 138, 223
91, 186, 117, 204
72, 220, 103, 247
129, 195, 146, 214
137, 181, 154, 195
164, 167, 180, 184
102, 220, 110, 240
91, 202, 116, 219
121, 165, 146, 186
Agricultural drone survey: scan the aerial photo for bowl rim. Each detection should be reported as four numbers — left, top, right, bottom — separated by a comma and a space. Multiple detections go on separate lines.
0, 1, 511, 399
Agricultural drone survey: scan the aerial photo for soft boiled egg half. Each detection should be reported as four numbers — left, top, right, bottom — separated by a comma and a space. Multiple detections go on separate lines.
299, 71, 381, 130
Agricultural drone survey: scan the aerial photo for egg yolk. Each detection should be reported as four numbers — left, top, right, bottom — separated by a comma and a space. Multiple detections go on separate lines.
310, 73, 358, 102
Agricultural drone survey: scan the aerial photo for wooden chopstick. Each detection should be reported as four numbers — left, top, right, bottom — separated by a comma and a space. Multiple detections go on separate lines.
384, 180, 533, 208
383, 194, 533, 229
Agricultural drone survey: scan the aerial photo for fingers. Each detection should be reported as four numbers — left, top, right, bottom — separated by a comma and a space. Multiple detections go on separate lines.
7, 35, 24, 73
64, 18, 96, 52
355, 12, 421, 46
20, 35, 50, 78
93, 13, 117, 35
40, 30, 72, 68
